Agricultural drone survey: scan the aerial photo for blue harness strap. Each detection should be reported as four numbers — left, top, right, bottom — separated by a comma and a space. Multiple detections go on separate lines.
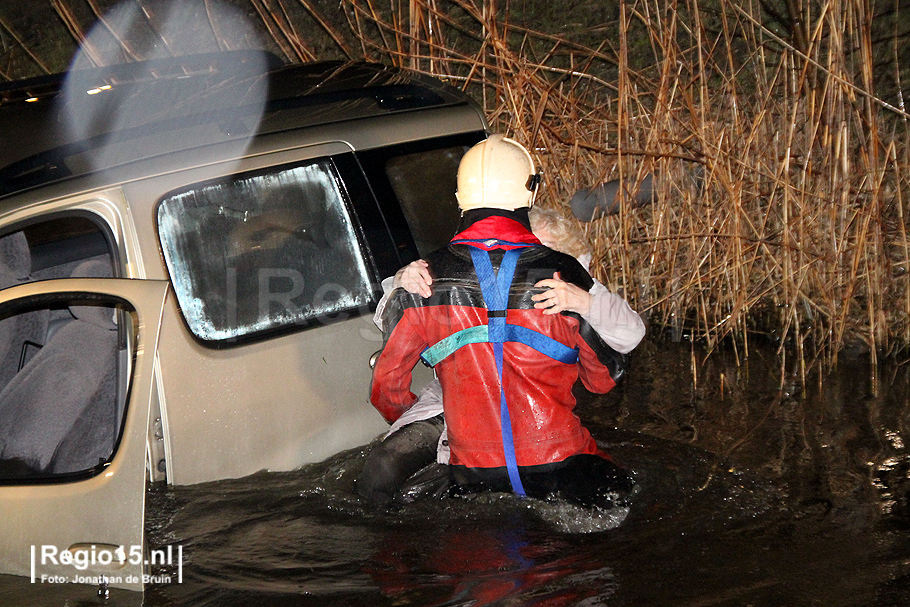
419, 243, 580, 497
473, 246, 526, 495
420, 324, 579, 367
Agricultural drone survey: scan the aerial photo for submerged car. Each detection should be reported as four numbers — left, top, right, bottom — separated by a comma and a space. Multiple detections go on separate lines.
0, 51, 487, 589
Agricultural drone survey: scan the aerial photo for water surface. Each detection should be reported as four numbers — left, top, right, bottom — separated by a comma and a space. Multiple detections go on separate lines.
4, 340, 910, 606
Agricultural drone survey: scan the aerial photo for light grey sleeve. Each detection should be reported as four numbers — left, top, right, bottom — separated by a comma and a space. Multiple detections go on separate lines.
582, 279, 646, 354
372, 275, 397, 332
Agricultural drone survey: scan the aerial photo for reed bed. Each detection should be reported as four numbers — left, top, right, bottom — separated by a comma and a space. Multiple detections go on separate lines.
3, 0, 909, 379
335, 0, 910, 379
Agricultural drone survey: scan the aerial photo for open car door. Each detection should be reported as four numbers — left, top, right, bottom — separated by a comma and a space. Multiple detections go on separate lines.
0, 278, 168, 591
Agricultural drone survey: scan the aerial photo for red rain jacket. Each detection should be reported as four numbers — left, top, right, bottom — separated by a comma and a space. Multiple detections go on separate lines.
370, 215, 623, 469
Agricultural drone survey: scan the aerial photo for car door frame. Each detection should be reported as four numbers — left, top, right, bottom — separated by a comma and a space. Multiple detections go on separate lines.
0, 277, 169, 591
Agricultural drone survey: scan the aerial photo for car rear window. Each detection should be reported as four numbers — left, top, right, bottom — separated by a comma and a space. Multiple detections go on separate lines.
157, 159, 373, 344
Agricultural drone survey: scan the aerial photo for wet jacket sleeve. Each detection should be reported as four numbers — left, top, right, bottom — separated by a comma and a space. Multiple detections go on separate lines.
575, 333, 619, 394
524, 249, 631, 386
369, 301, 428, 424
569, 309, 630, 387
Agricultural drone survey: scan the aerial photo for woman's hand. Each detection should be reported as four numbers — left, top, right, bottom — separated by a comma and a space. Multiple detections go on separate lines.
394, 260, 433, 298
532, 272, 592, 315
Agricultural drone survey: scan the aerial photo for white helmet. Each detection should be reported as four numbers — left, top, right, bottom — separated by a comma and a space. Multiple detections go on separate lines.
456, 135, 540, 212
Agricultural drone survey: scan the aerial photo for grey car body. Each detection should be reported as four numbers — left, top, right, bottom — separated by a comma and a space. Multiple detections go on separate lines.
0, 52, 487, 589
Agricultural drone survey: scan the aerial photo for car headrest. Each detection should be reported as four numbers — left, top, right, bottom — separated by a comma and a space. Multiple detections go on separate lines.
69, 259, 116, 330
0, 231, 31, 282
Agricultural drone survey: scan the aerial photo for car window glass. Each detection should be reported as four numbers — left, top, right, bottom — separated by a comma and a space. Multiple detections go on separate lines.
384, 146, 465, 256
0, 217, 115, 287
157, 159, 373, 343
0, 216, 117, 394
0, 296, 134, 483
0, 216, 122, 483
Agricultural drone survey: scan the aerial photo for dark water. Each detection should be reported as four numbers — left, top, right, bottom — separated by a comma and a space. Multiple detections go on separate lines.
5, 340, 910, 606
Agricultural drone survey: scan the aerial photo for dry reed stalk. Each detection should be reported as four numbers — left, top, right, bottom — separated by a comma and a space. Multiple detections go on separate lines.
295, 0, 355, 59
140, 0, 180, 56
50, 0, 102, 66
268, 0, 319, 61
13, 0, 910, 375
0, 13, 53, 76
83, 0, 142, 62
249, 0, 306, 62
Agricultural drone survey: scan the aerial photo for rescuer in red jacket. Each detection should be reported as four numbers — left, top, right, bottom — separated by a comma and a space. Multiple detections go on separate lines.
364, 135, 635, 507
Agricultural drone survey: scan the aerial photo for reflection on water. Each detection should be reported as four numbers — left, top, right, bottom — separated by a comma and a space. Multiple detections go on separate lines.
5, 339, 910, 606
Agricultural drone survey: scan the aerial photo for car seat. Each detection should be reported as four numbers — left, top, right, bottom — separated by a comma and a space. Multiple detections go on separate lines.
0, 231, 49, 390
0, 259, 119, 474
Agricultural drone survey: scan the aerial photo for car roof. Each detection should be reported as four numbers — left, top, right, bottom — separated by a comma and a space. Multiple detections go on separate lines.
0, 51, 480, 199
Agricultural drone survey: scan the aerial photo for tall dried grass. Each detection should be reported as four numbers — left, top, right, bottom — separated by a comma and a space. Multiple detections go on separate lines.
336, 0, 910, 380
4, 0, 909, 379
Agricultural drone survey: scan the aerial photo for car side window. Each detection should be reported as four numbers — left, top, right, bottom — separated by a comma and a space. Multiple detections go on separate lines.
0, 217, 118, 391
0, 296, 131, 483
384, 146, 465, 256
0, 217, 127, 483
157, 159, 374, 344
